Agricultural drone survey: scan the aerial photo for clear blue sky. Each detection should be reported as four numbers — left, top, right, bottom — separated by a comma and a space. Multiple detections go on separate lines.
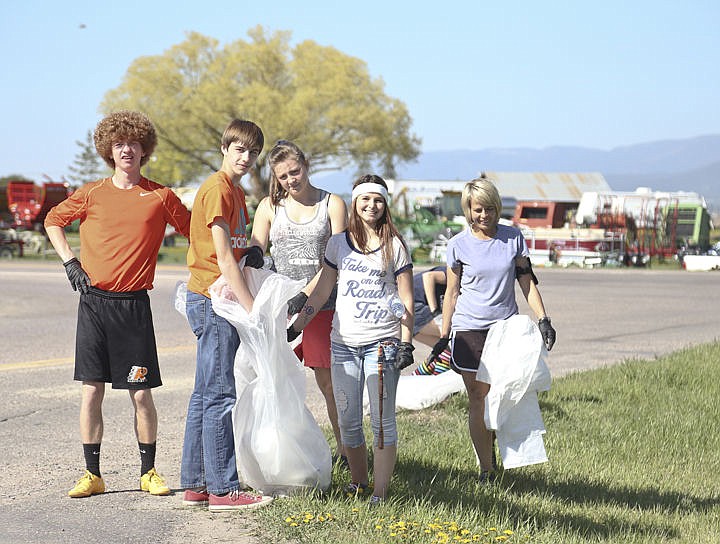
1, 0, 718, 181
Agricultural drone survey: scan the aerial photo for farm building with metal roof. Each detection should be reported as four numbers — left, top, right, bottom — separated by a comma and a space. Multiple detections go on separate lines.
386, 172, 611, 209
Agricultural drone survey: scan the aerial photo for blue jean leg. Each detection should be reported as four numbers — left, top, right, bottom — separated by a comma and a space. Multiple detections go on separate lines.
180, 291, 241, 495
331, 339, 400, 449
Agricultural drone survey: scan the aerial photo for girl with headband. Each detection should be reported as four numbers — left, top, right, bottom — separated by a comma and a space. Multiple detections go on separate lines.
288, 174, 415, 506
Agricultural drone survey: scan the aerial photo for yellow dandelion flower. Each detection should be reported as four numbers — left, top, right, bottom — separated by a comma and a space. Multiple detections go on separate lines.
376, 526, 383, 530
284, 517, 293, 523
290, 522, 298, 527
503, 530, 514, 535
495, 536, 508, 542
489, 527, 497, 532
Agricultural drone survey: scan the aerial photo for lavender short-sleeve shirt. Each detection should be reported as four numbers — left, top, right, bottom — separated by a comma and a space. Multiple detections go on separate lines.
446, 224, 529, 330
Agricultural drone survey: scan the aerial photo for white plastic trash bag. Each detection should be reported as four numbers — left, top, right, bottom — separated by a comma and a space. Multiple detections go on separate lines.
208, 267, 332, 496
479, 314, 552, 469
394, 371, 464, 411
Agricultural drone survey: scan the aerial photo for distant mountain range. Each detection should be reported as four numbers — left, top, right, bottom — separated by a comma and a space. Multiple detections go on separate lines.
315, 134, 720, 209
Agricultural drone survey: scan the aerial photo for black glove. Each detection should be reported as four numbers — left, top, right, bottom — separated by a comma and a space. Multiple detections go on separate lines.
244, 246, 265, 269
431, 308, 442, 318
63, 257, 91, 294
287, 292, 308, 316
538, 317, 556, 351
396, 342, 415, 370
429, 337, 450, 362
287, 324, 301, 343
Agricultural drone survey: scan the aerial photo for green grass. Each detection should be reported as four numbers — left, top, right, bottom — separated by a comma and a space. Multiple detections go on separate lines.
252, 343, 720, 543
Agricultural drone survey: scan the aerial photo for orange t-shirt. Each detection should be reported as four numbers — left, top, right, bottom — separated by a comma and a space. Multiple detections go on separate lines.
187, 171, 252, 297
44, 177, 191, 291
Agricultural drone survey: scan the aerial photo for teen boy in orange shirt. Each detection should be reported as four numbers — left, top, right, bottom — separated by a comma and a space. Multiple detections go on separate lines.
45, 110, 191, 498
180, 119, 271, 512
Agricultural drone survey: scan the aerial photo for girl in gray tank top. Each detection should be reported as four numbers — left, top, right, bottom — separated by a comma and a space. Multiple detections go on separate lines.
269, 191, 336, 310
249, 140, 349, 467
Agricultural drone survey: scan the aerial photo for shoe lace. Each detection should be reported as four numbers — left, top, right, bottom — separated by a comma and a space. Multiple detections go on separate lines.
228, 489, 256, 501
148, 469, 165, 485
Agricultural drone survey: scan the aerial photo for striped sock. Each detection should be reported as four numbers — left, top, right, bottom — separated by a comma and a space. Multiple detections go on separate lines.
413, 348, 452, 375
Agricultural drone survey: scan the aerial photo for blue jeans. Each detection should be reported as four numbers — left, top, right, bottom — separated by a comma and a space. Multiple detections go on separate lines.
331, 339, 400, 448
180, 291, 240, 495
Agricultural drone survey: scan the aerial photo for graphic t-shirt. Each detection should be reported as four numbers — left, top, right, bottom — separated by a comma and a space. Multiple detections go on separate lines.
44, 177, 190, 292
324, 232, 412, 346
187, 171, 251, 297
446, 225, 529, 330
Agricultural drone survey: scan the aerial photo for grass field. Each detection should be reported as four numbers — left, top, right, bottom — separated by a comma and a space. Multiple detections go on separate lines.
251, 343, 720, 543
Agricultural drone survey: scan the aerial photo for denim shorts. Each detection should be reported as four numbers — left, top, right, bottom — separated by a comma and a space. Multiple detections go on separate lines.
413, 302, 434, 336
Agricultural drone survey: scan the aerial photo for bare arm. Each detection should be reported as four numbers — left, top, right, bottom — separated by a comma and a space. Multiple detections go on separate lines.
300, 193, 348, 296
397, 269, 414, 343
249, 197, 273, 252
515, 256, 548, 319
440, 264, 460, 338
422, 269, 446, 313
212, 220, 254, 312
45, 225, 75, 263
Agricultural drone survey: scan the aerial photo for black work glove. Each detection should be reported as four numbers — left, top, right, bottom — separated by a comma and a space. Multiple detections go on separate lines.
63, 257, 91, 294
244, 246, 265, 269
431, 308, 442, 318
538, 317, 556, 351
429, 337, 450, 362
287, 324, 301, 343
287, 292, 308, 316
396, 342, 415, 370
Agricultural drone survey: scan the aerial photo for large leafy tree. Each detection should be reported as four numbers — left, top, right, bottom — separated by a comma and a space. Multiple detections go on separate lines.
100, 26, 421, 198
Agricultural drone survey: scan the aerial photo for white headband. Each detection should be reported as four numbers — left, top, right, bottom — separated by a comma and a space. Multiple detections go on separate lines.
351, 182, 388, 201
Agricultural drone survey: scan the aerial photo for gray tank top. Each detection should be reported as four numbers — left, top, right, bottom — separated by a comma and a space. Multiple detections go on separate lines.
269, 191, 336, 310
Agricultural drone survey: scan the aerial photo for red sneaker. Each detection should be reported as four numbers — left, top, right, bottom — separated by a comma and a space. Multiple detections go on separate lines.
208, 490, 273, 512
182, 488, 210, 506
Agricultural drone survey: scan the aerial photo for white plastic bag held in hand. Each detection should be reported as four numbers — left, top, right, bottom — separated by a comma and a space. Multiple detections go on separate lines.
479, 314, 552, 469
209, 267, 332, 496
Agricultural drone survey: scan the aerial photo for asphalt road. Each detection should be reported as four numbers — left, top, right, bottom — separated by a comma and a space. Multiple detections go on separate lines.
1, 261, 719, 543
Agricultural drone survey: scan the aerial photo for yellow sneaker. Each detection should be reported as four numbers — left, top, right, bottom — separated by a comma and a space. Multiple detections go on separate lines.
140, 467, 170, 496
68, 470, 105, 498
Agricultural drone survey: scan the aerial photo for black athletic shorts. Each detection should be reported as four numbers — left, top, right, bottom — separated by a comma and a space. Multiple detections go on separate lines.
74, 286, 162, 389
450, 329, 489, 374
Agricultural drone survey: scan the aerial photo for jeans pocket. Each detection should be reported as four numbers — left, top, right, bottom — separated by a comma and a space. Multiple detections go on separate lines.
185, 294, 206, 338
